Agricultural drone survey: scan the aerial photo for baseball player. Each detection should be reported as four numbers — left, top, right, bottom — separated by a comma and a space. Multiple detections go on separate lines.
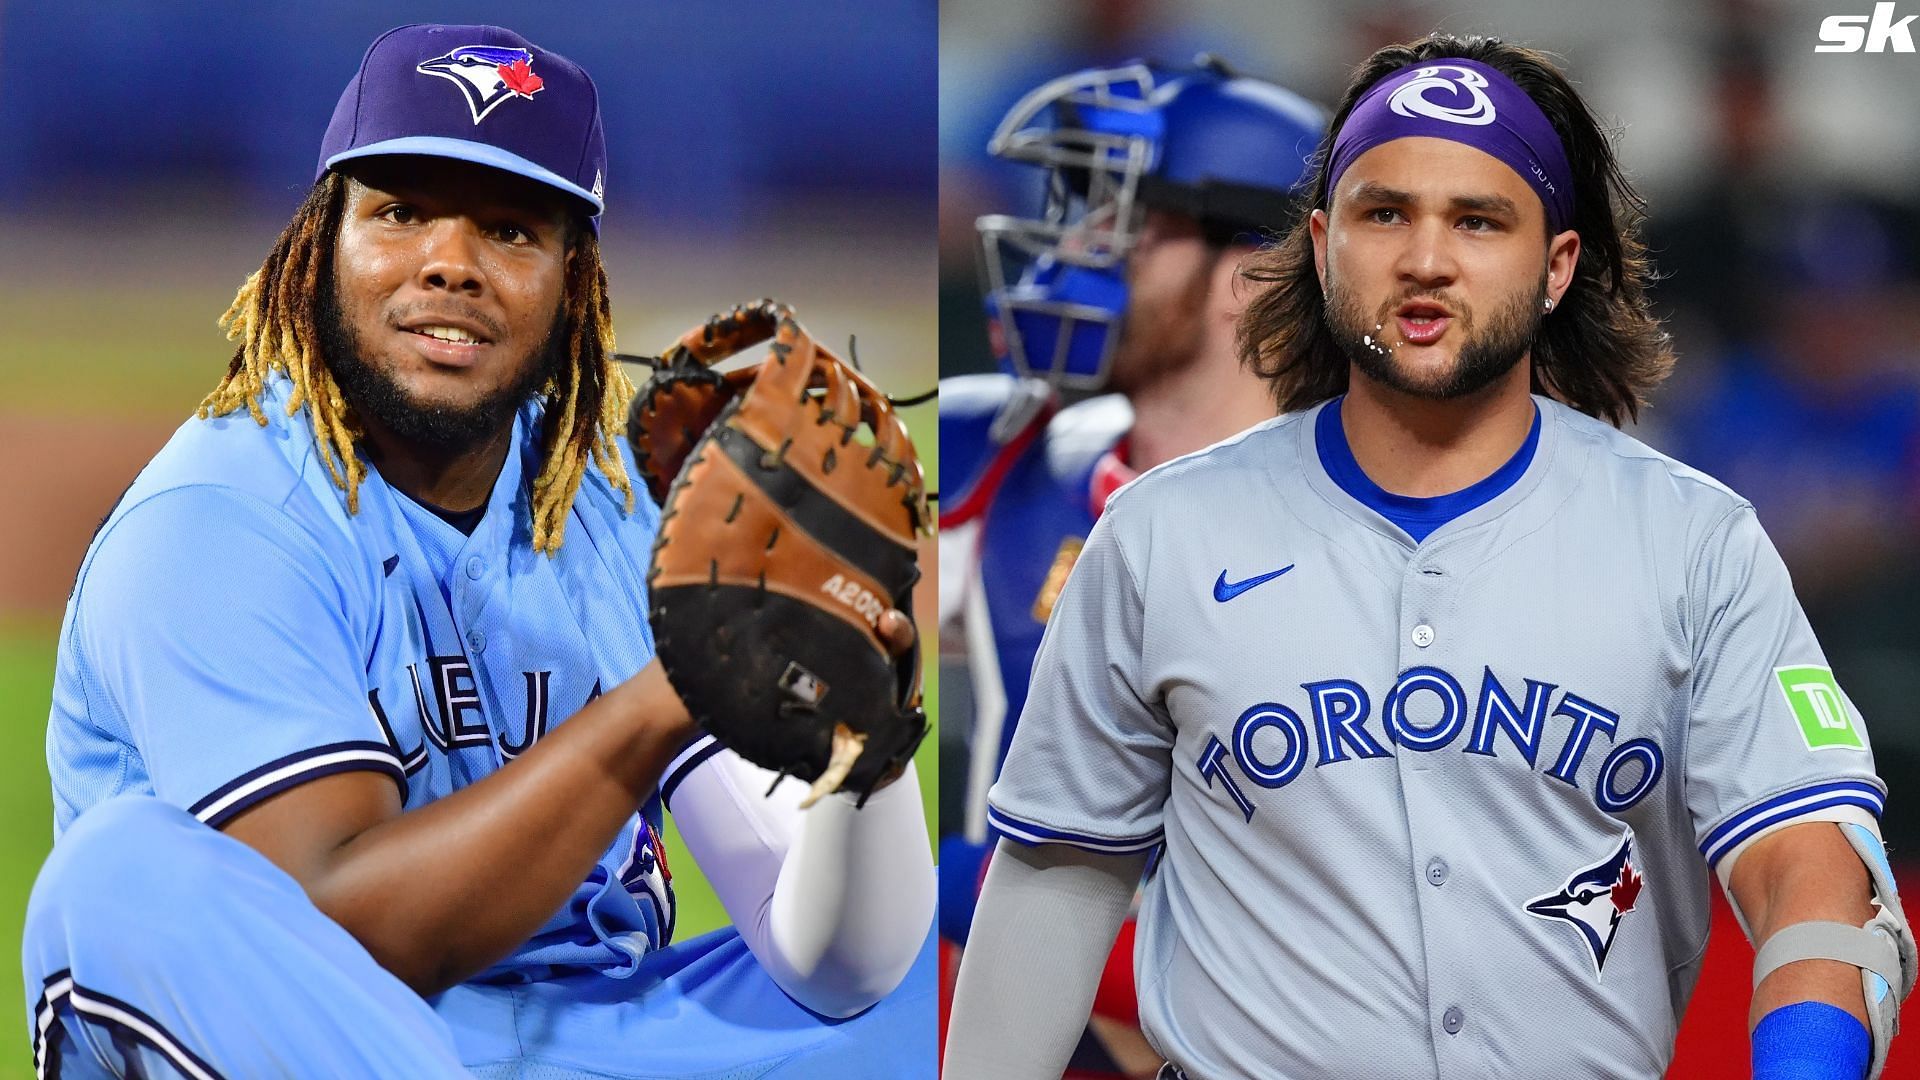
946, 33, 1913, 1080
938, 58, 1325, 1077
24, 24, 935, 1079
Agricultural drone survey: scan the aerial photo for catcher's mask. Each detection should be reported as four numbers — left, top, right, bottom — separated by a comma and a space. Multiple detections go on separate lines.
976, 57, 1327, 392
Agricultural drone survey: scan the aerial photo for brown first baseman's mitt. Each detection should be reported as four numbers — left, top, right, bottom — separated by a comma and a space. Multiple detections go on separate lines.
627, 301, 930, 806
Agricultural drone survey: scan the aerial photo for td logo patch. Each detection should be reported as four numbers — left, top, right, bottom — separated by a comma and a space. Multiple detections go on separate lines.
1526, 830, 1644, 978
1775, 665, 1864, 751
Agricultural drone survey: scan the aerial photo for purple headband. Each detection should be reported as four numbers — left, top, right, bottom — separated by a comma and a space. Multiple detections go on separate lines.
1326, 59, 1574, 234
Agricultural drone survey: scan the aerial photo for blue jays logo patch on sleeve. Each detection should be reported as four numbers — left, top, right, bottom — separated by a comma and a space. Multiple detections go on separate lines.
617, 817, 677, 946
1525, 830, 1645, 978
417, 46, 546, 124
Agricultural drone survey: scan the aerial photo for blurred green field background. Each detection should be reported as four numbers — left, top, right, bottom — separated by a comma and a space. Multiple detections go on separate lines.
0, 245, 936, 1076
0, 623, 56, 1077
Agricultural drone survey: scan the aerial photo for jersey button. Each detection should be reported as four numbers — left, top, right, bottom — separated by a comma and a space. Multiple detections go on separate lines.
1426, 858, 1448, 886
1411, 624, 1435, 648
468, 629, 487, 654
466, 557, 485, 580
1442, 1006, 1464, 1035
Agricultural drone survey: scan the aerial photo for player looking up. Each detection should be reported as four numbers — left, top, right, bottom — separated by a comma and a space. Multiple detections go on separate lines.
938, 57, 1325, 1078
25, 24, 934, 1079
946, 33, 1911, 1080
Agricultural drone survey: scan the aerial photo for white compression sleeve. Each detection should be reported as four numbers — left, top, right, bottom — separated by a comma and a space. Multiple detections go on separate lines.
944, 839, 1148, 1079
666, 740, 935, 1017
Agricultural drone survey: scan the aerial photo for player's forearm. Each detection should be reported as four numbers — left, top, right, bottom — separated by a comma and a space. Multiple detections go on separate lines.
762, 764, 935, 1017
945, 840, 1145, 1079
1752, 959, 1869, 1032
1732, 822, 1876, 1027
304, 664, 694, 994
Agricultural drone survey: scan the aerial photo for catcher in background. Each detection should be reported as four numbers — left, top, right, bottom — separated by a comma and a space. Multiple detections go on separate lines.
937, 58, 1325, 1078
947, 33, 1911, 1080
24, 23, 934, 1079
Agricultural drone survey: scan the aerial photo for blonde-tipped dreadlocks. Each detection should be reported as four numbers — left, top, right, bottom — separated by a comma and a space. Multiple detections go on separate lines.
200, 171, 636, 554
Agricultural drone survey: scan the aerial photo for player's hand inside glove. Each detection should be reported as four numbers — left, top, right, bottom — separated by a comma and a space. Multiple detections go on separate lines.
634, 608, 920, 800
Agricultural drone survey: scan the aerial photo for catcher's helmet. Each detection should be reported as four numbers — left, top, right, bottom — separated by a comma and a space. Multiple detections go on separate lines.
977, 57, 1326, 391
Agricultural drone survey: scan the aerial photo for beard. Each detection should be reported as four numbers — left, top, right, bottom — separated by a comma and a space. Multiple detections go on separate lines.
1325, 273, 1545, 400
1106, 254, 1216, 395
316, 274, 568, 455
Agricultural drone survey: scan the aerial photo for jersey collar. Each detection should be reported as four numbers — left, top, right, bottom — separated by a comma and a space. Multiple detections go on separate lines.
362, 407, 534, 583
1315, 395, 1541, 544
1302, 394, 1561, 550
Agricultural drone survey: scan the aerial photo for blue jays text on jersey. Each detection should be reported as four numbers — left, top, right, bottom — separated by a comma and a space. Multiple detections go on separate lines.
48, 373, 677, 977
1191, 662, 1668, 824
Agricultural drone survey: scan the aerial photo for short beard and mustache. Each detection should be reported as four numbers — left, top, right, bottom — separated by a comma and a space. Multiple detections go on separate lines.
1325, 273, 1546, 400
1107, 255, 1216, 395
315, 273, 569, 455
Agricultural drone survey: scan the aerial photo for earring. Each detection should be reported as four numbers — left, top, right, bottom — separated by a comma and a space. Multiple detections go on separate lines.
1543, 297, 1556, 313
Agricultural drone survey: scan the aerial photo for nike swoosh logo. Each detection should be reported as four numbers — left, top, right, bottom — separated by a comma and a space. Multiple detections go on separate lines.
1213, 565, 1294, 603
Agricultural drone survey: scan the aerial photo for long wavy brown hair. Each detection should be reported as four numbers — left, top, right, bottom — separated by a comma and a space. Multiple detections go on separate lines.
199, 170, 635, 554
1236, 34, 1673, 426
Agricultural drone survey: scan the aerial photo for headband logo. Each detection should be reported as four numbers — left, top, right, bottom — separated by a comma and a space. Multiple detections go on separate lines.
417, 46, 546, 125
1388, 65, 1497, 127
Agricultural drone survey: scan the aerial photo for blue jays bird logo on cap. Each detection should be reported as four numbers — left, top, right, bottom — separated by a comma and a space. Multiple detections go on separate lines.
417, 46, 546, 124
1526, 830, 1646, 978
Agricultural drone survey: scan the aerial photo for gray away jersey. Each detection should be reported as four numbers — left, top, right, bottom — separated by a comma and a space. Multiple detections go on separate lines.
988, 396, 1884, 1080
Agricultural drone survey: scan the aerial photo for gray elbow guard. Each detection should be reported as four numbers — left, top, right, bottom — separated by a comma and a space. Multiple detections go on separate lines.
1750, 823, 1915, 1079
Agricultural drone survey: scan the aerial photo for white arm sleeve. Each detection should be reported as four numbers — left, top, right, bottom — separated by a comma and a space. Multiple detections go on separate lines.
665, 737, 934, 1018
944, 839, 1147, 1079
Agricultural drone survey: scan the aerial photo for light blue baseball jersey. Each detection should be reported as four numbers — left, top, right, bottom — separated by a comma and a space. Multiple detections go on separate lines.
990, 396, 1886, 1079
24, 794, 940, 1079
47, 372, 677, 978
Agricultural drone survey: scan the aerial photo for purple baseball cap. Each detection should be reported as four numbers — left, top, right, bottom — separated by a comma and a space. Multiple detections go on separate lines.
318, 24, 607, 225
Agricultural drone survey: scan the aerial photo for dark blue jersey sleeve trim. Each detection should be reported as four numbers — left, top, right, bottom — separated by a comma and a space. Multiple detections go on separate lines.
986, 805, 1164, 854
186, 741, 407, 830
1700, 779, 1885, 869
661, 735, 724, 813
